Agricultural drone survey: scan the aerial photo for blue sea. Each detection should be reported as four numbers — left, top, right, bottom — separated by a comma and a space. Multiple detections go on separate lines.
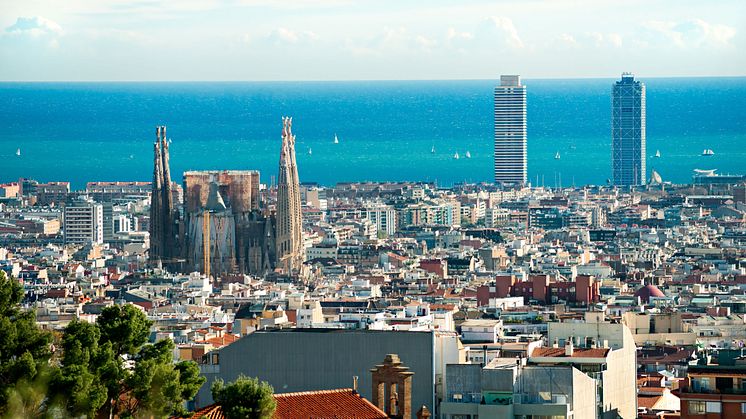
1, 78, 744, 189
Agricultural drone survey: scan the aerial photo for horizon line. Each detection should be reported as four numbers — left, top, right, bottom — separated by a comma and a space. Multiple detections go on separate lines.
2, 74, 746, 83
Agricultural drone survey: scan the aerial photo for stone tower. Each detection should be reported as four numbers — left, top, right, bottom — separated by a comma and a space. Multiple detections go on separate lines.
371, 354, 414, 419
275, 117, 304, 274
149, 126, 176, 267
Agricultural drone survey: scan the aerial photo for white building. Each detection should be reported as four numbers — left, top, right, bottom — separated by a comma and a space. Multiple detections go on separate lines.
63, 197, 104, 245
494, 75, 527, 186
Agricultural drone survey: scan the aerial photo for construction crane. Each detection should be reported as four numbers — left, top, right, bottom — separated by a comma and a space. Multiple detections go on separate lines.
203, 210, 210, 278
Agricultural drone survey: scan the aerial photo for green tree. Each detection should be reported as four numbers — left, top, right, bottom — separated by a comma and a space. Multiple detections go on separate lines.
0, 271, 53, 416
49, 305, 205, 418
211, 375, 277, 419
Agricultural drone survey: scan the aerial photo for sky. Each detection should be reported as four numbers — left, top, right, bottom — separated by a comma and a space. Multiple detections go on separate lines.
0, 0, 744, 81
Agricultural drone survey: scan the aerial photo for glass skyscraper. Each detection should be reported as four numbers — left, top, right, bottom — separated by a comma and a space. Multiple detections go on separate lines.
494, 75, 527, 186
612, 73, 646, 186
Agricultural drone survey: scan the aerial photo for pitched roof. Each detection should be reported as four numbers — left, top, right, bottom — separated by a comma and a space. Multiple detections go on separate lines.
179, 388, 387, 419
273, 388, 387, 419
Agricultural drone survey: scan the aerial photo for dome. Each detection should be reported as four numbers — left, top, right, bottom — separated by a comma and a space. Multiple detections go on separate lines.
634, 284, 665, 303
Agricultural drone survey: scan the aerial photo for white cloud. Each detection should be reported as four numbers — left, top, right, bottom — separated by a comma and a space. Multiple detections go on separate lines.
558, 33, 577, 46
584, 32, 622, 48
644, 19, 736, 48
415, 35, 437, 50
479, 16, 523, 49
5, 16, 62, 37
446, 28, 473, 42
267, 27, 319, 44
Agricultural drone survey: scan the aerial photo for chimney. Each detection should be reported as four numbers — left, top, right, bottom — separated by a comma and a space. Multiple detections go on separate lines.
416, 406, 431, 419
552, 337, 559, 348
565, 338, 574, 356
352, 376, 358, 394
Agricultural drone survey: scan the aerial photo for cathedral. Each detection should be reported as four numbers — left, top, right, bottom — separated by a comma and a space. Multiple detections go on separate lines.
149, 118, 304, 277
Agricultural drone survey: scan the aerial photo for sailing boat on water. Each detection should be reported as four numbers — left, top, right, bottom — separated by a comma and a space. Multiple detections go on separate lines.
453, 152, 460, 160
465, 151, 471, 159
654, 150, 661, 158
431, 145, 435, 154
555, 151, 560, 160
334, 134, 339, 144
702, 149, 715, 156
308, 147, 312, 155
16, 148, 21, 157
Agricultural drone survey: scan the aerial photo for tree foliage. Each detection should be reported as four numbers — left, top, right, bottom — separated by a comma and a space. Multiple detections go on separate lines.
211, 375, 277, 419
48, 304, 205, 418
0, 271, 52, 416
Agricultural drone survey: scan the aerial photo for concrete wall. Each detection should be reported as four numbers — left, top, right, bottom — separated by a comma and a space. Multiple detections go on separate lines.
196, 329, 435, 414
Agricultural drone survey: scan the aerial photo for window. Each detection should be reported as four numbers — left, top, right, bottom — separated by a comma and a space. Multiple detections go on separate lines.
706, 401, 721, 413
688, 401, 705, 414
741, 403, 746, 414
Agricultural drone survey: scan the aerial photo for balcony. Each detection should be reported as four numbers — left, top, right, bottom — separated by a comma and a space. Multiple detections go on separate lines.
514, 393, 569, 405
448, 392, 482, 404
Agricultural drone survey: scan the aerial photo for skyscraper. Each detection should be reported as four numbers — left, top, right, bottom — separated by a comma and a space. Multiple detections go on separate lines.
494, 75, 527, 186
275, 117, 305, 274
612, 73, 646, 186
149, 126, 177, 266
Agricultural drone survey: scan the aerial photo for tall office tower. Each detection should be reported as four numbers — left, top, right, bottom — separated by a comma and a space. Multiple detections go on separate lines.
494, 75, 527, 186
612, 73, 646, 186
149, 126, 177, 267
275, 117, 305, 274
64, 196, 103, 245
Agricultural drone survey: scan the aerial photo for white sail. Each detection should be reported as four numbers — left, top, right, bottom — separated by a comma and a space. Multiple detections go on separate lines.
654, 150, 661, 158
555, 151, 560, 160
16, 148, 20, 156
334, 134, 339, 144
453, 152, 459, 160
465, 151, 471, 158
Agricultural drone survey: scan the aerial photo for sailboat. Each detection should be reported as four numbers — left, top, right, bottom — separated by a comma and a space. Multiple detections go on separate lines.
453, 152, 460, 160
431, 145, 435, 154
654, 150, 661, 158
555, 151, 560, 160
334, 134, 339, 144
701, 149, 714, 156
15, 148, 20, 157
308, 147, 312, 155
465, 151, 471, 159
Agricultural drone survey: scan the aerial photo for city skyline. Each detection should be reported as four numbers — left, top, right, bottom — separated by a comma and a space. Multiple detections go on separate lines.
1, 0, 744, 81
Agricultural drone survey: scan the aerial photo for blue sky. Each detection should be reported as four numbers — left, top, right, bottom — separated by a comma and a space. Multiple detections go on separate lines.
1, 0, 744, 81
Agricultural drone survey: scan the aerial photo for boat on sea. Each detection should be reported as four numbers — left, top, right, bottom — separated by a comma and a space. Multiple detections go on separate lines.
654, 150, 661, 158
334, 134, 339, 144
431, 145, 435, 154
16, 148, 20, 156
308, 148, 312, 155
453, 152, 460, 160
465, 151, 471, 158
555, 151, 560, 160
702, 149, 714, 156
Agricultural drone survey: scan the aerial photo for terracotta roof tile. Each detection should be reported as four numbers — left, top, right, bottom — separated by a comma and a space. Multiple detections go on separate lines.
273, 388, 387, 419
181, 388, 387, 419
531, 347, 610, 358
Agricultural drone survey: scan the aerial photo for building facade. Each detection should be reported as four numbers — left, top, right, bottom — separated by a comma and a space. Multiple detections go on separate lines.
494, 75, 527, 186
612, 73, 646, 186
183, 170, 275, 276
63, 196, 104, 245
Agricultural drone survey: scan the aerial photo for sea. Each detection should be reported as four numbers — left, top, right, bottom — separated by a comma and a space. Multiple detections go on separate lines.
1, 78, 744, 190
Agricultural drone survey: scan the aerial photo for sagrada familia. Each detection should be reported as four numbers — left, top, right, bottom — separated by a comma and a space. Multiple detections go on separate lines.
149, 117, 305, 277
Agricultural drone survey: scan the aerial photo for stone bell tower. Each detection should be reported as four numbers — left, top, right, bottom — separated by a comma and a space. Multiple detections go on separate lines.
370, 354, 414, 419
